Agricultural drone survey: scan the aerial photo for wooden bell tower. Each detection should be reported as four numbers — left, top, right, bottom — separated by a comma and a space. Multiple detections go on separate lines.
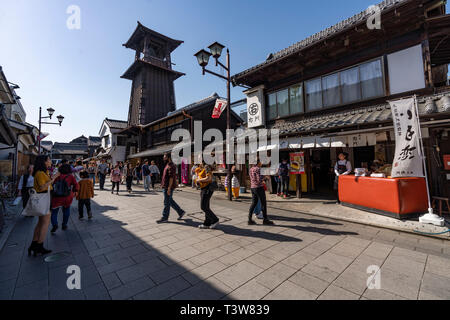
122, 22, 185, 126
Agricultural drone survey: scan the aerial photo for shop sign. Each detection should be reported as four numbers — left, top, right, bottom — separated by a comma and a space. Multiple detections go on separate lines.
212, 99, 227, 119
290, 152, 305, 174
389, 98, 424, 178
245, 85, 265, 128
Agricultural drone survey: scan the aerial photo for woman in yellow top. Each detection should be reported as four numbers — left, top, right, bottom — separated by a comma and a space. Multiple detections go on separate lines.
28, 155, 60, 256
196, 163, 219, 229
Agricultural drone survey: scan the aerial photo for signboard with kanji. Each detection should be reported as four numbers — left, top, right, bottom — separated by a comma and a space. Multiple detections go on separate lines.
245, 85, 265, 128
389, 98, 424, 178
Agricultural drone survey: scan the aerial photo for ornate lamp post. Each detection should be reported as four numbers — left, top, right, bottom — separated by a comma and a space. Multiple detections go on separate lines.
38, 107, 64, 155
194, 42, 232, 201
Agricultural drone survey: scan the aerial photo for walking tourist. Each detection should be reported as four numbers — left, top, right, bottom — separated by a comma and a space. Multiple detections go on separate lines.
73, 160, 84, 182
17, 164, 34, 210
77, 171, 94, 220
142, 160, 152, 192
196, 163, 219, 229
248, 158, 274, 226
27, 155, 60, 256
135, 161, 142, 185
156, 153, 185, 223
124, 163, 134, 193
50, 164, 79, 233
111, 163, 122, 195
149, 160, 160, 189
191, 164, 199, 188
334, 152, 352, 204
87, 161, 97, 185
97, 159, 108, 190
277, 158, 290, 198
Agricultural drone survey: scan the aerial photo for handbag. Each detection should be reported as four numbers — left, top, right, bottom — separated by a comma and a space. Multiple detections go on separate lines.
22, 187, 51, 217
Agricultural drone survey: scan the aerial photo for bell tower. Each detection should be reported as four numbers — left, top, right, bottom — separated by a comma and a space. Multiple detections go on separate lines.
122, 22, 185, 126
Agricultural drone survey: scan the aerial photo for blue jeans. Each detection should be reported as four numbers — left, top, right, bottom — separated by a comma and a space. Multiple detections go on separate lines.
253, 199, 262, 214
51, 206, 71, 227
162, 189, 184, 219
143, 175, 151, 191
89, 173, 96, 185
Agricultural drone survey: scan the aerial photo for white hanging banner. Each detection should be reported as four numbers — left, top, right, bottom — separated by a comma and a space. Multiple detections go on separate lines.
389, 98, 424, 178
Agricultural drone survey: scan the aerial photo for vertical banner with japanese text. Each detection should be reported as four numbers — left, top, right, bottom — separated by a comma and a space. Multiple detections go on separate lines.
389, 98, 424, 178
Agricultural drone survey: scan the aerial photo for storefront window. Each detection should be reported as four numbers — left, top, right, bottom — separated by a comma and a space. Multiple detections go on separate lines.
268, 93, 277, 120
289, 84, 303, 114
306, 78, 322, 111
322, 73, 340, 107
340, 67, 361, 103
277, 89, 289, 117
360, 60, 384, 99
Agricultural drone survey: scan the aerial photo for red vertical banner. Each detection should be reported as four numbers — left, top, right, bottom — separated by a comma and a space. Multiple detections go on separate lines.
212, 99, 227, 119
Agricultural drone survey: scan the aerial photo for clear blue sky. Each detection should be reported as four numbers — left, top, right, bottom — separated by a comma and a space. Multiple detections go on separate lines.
1, 0, 447, 142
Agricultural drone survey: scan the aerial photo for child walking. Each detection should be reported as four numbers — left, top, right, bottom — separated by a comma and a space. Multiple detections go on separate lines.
77, 171, 94, 220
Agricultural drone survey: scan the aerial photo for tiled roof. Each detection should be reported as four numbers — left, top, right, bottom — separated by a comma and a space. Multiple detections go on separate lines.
233, 0, 410, 80
270, 91, 450, 135
105, 118, 128, 129
88, 136, 101, 146
167, 93, 220, 116
52, 143, 88, 155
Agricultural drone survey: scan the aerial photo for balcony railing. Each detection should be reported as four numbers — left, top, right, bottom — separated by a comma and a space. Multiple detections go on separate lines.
142, 56, 171, 70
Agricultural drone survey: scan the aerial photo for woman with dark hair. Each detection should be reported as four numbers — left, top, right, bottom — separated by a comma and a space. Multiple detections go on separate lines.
195, 163, 219, 229
50, 164, 79, 233
28, 155, 60, 256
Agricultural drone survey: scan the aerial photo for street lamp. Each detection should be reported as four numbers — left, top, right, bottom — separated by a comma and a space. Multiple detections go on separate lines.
38, 107, 64, 155
194, 42, 233, 201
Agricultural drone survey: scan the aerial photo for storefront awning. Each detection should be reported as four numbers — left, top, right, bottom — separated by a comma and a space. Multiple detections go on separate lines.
128, 141, 192, 159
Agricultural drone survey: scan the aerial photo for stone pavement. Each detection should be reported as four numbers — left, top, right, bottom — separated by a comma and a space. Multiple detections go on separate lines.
1, 182, 450, 300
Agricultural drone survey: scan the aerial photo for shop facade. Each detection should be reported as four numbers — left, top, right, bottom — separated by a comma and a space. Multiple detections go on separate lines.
232, 0, 450, 204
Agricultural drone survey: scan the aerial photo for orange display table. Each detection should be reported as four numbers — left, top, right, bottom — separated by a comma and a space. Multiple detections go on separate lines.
338, 175, 428, 219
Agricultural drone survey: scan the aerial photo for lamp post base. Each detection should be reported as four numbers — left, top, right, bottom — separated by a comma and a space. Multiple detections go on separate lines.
419, 208, 445, 227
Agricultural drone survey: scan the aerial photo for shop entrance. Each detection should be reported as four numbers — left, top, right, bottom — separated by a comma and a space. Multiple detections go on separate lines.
311, 149, 333, 195
353, 146, 375, 169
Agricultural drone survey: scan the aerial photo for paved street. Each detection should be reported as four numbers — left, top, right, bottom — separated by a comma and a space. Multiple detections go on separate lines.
1, 182, 450, 300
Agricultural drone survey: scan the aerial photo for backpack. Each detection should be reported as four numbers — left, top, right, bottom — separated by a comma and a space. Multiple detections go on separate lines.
279, 163, 289, 176
52, 176, 71, 197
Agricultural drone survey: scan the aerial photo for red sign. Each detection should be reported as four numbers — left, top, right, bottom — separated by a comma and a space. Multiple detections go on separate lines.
212, 99, 227, 119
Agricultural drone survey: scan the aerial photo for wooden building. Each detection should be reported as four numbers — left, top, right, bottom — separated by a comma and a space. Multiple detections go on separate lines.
232, 0, 450, 198
122, 22, 185, 126
122, 93, 242, 182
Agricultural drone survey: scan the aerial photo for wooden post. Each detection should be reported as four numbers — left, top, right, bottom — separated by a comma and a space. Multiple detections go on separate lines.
296, 174, 302, 198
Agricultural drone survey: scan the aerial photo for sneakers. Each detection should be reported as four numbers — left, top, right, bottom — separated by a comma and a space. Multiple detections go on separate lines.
156, 218, 169, 224
256, 213, 264, 220
198, 224, 209, 229
248, 220, 257, 225
79, 215, 84, 220
210, 220, 220, 229
88, 212, 93, 220
51, 225, 58, 233
177, 211, 186, 220
277, 193, 282, 197
283, 195, 288, 199
263, 220, 274, 225
62, 225, 68, 231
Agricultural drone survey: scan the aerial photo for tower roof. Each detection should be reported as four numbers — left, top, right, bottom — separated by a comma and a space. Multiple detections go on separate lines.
123, 22, 183, 53
120, 59, 185, 80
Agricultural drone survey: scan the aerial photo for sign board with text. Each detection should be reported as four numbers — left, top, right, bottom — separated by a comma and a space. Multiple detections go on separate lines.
245, 85, 265, 128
